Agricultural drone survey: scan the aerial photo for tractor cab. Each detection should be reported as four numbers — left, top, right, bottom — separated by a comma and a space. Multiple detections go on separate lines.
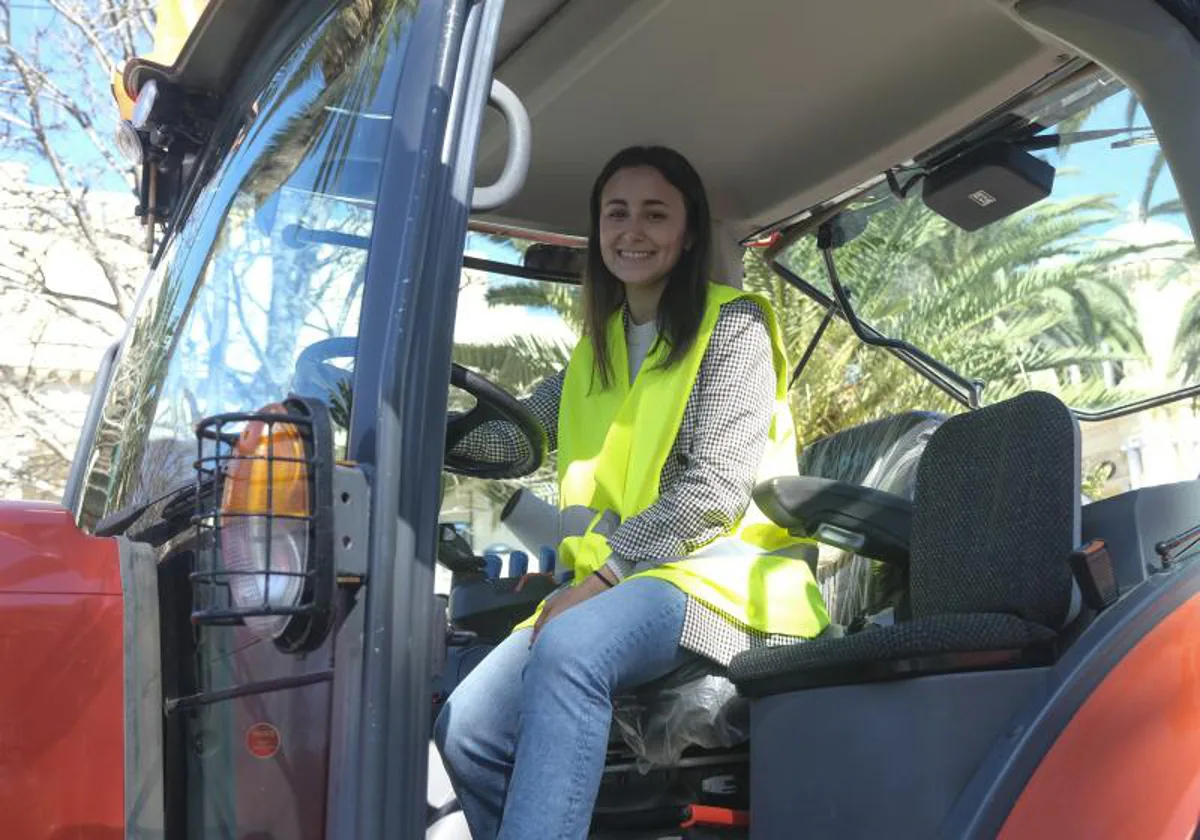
5, 0, 1200, 838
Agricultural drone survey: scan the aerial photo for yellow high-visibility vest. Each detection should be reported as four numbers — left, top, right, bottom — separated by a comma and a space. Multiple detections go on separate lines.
518, 282, 828, 640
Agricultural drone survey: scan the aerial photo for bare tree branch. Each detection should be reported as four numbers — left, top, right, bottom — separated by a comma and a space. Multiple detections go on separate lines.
6, 56, 130, 316
0, 391, 74, 466
46, 0, 117, 81
0, 1, 150, 500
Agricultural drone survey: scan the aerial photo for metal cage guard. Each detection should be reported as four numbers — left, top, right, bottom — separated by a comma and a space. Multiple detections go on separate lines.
190, 395, 336, 654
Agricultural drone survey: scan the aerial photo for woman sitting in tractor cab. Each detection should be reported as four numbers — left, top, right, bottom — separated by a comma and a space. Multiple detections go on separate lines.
434, 145, 830, 840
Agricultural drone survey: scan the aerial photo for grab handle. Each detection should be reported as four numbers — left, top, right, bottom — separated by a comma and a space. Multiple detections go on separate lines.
472, 79, 531, 211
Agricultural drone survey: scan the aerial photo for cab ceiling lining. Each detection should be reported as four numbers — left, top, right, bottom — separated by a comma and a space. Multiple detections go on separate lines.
474, 0, 1068, 240
493, 0, 572, 66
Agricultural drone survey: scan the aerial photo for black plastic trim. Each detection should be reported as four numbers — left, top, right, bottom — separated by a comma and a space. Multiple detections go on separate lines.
738, 647, 1052, 698
462, 254, 579, 285
164, 670, 333, 713
753, 475, 913, 567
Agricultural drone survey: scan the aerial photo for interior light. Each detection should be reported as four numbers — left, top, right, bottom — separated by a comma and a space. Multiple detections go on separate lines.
219, 402, 311, 639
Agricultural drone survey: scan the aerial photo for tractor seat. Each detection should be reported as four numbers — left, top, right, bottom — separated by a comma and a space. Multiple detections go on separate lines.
797, 411, 945, 626
730, 391, 1082, 697
797, 411, 944, 489
606, 411, 947, 769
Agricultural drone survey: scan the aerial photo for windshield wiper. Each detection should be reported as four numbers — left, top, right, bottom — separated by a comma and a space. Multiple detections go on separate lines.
281, 223, 369, 250
94, 475, 216, 546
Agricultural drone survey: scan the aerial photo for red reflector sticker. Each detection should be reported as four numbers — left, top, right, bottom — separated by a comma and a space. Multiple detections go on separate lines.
246, 723, 281, 759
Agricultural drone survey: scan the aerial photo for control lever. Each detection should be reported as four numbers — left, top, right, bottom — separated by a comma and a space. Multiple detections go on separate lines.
447, 629, 478, 646
437, 522, 486, 576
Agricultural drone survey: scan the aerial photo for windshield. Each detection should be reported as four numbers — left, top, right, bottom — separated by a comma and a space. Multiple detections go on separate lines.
773, 70, 1199, 417
78, 2, 408, 529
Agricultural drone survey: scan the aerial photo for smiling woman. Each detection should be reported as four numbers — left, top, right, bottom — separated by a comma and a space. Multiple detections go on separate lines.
435, 145, 827, 840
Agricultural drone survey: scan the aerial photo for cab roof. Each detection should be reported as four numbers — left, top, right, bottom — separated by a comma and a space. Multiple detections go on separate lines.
474, 0, 1071, 241
121, 0, 1077, 244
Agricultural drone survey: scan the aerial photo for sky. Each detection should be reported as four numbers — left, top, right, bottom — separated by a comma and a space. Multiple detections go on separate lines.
1039, 92, 1186, 230
9, 1, 147, 193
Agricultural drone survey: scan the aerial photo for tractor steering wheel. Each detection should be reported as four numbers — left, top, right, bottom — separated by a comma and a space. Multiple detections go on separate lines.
292, 338, 545, 479
444, 363, 547, 479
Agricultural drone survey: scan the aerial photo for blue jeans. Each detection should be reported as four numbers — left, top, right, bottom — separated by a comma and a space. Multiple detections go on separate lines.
433, 577, 694, 840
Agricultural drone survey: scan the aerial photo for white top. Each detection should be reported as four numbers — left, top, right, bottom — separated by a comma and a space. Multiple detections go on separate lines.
627, 318, 659, 382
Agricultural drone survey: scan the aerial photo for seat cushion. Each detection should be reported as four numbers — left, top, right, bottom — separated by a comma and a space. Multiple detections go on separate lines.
729, 613, 1055, 697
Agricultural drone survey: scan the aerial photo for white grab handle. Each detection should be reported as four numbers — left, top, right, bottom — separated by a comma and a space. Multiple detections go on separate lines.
472, 79, 532, 211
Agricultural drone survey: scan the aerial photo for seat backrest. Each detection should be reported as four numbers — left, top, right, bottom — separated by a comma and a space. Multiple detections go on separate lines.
799, 411, 946, 624
909, 391, 1080, 627
798, 411, 944, 492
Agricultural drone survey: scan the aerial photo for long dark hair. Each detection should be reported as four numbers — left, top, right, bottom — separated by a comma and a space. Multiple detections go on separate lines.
583, 145, 713, 389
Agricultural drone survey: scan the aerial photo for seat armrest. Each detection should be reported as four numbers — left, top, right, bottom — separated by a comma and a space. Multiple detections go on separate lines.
753, 476, 912, 566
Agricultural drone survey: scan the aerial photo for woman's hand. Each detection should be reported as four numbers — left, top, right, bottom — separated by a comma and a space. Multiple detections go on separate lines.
514, 572, 555, 592
530, 570, 615, 645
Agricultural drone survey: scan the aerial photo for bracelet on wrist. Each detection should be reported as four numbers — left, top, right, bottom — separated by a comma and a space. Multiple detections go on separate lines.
592, 570, 615, 588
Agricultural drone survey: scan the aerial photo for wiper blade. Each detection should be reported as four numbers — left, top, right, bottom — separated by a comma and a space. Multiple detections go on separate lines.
281, 223, 369, 250
94, 476, 217, 546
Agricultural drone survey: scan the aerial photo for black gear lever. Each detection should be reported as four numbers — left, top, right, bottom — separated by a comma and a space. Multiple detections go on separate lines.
437, 522, 486, 577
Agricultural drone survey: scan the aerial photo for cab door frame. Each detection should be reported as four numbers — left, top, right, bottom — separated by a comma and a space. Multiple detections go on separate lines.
330, 0, 510, 837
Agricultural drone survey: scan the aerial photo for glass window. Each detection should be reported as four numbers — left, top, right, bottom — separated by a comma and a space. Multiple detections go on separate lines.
439, 233, 580, 592
774, 70, 1199, 418
92, 4, 418, 838
743, 251, 963, 448
80, 1, 408, 528
771, 68, 1200, 495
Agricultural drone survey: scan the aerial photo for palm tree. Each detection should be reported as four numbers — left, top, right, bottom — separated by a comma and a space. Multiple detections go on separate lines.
450, 280, 579, 392
1122, 94, 1200, 387
1123, 94, 1176, 221
749, 193, 1150, 446
1173, 289, 1200, 383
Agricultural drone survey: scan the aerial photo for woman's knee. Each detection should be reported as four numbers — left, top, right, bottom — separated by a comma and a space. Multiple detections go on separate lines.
432, 700, 454, 751
527, 618, 607, 692
433, 694, 470, 770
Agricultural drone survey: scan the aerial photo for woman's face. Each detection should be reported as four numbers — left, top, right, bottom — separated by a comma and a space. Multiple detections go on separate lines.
598, 165, 690, 292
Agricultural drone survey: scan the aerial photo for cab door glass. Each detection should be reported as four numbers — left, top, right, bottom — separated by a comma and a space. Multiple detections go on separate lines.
440, 234, 580, 591
123, 3, 416, 838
